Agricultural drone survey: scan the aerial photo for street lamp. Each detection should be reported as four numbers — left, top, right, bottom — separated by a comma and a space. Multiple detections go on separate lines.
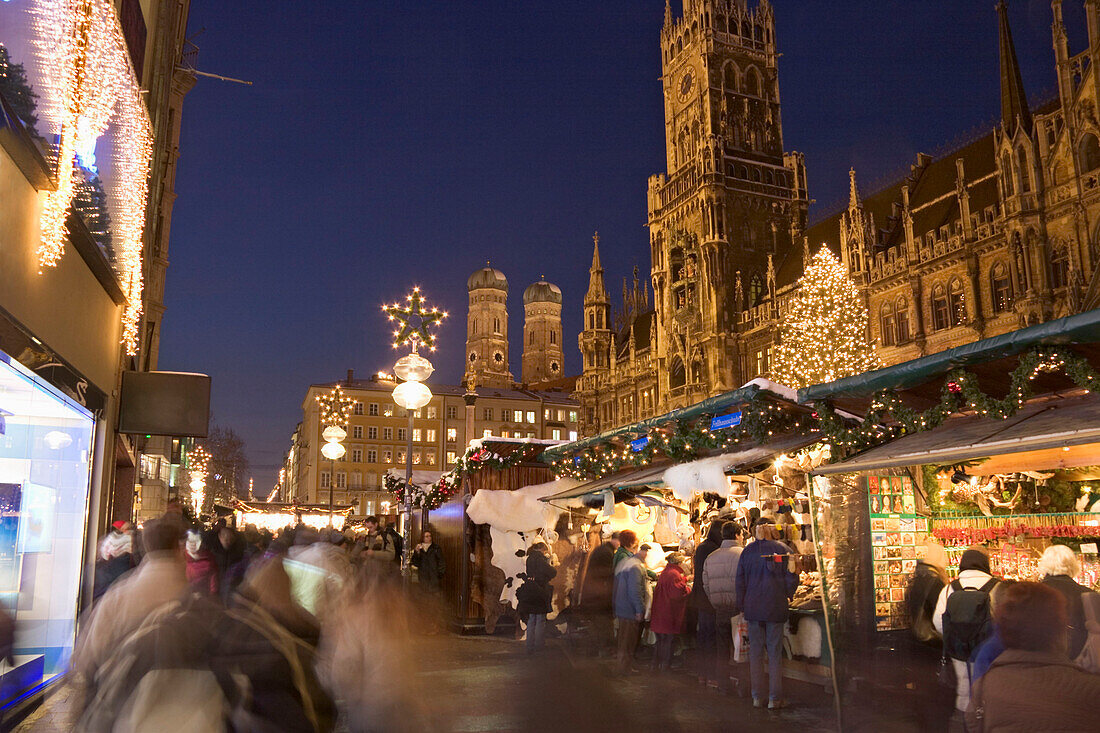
316, 385, 353, 526
383, 287, 446, 577
188, 444, 210, 518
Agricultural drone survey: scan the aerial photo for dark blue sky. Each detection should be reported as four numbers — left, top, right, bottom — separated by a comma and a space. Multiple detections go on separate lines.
160, 0, 1086, 490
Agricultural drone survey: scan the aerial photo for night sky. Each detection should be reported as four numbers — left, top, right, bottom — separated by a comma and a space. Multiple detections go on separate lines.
159, 0, 1087, 491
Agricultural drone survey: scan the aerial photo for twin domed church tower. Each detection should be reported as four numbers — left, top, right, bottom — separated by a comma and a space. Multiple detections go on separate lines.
464, 266, 564, 389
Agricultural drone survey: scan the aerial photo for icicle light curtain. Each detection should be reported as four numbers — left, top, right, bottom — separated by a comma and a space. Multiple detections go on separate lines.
31, 0, 153, 355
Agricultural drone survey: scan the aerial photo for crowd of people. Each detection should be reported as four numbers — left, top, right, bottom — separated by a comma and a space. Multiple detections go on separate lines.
905, 541, 1100, 730
540, 512, 801, 711
74, 504, 442, 732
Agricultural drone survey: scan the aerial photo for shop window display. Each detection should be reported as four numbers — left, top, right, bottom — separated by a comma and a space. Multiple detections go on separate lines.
0, 355, 95, 704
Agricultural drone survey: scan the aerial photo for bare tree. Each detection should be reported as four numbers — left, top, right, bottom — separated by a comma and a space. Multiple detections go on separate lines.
204, 425, 249, 506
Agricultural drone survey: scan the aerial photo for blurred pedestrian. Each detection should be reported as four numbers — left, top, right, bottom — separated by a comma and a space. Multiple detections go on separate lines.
517, 542, 556, 653
411, 529, 445, 592
612, 530, 645, 673
691, 519, 726, 686
184, 528, 220, 596
1038, 544, 1096, 661
966, 581, 1100, 731
933, 547, 999, 713
735, 517, 798, 709
704, 521, 744, 694
576, 528, 615, 655
650, 552, 690, 671
906, 541, 948, 644
93, 520, 135, 601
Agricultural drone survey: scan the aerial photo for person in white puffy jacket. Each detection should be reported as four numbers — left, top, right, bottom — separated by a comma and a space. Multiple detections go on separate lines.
703, 522, 744, 693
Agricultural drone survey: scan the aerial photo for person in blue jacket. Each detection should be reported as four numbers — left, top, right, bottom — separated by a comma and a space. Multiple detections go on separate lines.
735, 516, 799, 710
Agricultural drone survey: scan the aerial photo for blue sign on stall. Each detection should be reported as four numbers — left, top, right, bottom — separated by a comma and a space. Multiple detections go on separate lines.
710, 411, 743, 430
630, 436, 650, 452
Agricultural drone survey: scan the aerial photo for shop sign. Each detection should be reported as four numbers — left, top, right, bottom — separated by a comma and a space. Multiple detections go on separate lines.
630, 436, 649, 452
710, 411, 742, 430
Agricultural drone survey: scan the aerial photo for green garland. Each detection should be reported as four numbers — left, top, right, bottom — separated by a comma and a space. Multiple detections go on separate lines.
383, 442, 530, 510
817, 348, 1100, 456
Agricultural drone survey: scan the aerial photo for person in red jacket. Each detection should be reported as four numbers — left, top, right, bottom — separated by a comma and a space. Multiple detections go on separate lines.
650, 552, 691, 671
185, 529, 219, 596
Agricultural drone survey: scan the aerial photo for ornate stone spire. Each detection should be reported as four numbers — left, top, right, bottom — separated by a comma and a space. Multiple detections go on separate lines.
584, 231, 608, 306
997, 1, 1032, 134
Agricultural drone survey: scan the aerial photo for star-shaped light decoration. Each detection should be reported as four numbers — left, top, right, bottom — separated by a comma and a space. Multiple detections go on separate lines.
382, 286, 448, 352
316, 385, 355, 428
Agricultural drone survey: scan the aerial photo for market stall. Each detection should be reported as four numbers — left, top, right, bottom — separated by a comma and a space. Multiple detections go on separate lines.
232, 500, 356, 532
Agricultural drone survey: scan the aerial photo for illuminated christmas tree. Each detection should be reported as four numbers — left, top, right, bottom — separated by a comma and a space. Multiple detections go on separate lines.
772, 247, 882, 389
0, 43, 38, 131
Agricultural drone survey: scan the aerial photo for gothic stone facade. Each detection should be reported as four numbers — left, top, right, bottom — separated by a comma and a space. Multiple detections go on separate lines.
576, 0, 1100, 437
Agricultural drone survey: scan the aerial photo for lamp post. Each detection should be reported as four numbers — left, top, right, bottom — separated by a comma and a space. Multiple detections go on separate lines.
383, 287, 446, 578
316, 385, 353, 526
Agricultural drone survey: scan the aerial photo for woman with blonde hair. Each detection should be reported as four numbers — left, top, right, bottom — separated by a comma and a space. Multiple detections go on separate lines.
1038, 544, 1095, 660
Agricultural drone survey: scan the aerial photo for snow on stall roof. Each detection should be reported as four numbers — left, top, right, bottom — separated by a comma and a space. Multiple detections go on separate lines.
466, 478, 584, 532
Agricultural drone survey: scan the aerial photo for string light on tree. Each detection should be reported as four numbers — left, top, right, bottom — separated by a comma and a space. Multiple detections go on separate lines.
382, 287, 448, 352
772, 247, 882, 389
187, 444, 211, 516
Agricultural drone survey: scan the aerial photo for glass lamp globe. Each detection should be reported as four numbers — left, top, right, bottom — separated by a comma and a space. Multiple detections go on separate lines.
189, 478, 204, 492
392, 380, 433, 410
393, 352, 434, 383
321, 441, 346, 460
322, 425, 347, 443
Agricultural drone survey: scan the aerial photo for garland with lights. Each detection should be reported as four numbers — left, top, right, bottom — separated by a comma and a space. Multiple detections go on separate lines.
548, 397, 810, 480
384, 444, 530, 511
816, 348, 1100, 456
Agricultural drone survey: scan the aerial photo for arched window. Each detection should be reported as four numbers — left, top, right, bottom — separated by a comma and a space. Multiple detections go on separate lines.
588, 312, 594, 329
744, 67, 761, 97
895, 298, 910, 343
1049, 244, 1070, 289
749, 273, 764, 305
550, 330, 556, 345
948, 277, 967, 326
676, 37, 682, 55
723, 62, 739, 92
931, 284, 950, 331
880, 302, 896, 347
670, 359, 686, 389
990, 262, 1013, 312
764, 170, 774, 185
691, 359, 704, 383
529, 331, 535, 345
1080, 133, 1100, 172
1017, 147, 1031, 193
1001, 153, 1014, 196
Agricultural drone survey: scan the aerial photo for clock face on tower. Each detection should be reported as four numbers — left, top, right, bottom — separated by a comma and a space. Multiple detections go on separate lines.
468, 352, 477, 363
494, 352, 504, 364
679, 70, 694, 100
551, 361, 560, 373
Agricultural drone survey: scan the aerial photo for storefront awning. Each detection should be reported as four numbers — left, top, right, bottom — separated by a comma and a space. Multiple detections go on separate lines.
813, 392, 1100, 475
539, 464, 668, 502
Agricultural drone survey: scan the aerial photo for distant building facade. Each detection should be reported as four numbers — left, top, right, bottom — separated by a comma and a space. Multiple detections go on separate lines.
577, 0, 1100, 435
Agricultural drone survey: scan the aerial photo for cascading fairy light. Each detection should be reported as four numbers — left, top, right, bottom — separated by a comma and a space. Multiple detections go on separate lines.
30, 0, 153, 354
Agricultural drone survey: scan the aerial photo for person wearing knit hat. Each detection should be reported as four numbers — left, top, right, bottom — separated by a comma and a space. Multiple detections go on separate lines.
933, 546, 999, 712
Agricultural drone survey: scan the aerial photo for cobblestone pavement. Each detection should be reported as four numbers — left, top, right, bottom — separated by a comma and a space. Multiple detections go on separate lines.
15, 632, 841, 732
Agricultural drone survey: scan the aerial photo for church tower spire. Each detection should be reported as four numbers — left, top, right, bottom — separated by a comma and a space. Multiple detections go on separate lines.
578, 231, 612, 434
997, 0, 1032, 134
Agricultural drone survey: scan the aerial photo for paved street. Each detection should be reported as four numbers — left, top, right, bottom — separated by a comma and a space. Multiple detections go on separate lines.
17, 630, 839, 732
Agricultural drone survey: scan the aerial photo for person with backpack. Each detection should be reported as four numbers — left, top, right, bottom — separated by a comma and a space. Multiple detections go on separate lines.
933, 547, 999, 713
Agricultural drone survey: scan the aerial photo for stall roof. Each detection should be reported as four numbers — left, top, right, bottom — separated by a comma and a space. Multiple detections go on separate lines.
813, 391, 1100, 474
539, 464, 669, 502
540, 379, 805, 462
798, 309, 1100, 410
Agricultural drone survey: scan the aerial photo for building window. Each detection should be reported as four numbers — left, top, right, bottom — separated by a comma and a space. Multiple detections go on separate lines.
383, 449, 393, 463
383, 427, 393, 440
880, 303, 896, 347
1001, 153, 1014, 196
353, 402, 364, 415
483, 408, 493, 421
320, 472, 331, 488
1050, 246, 1070, 289
397, 428, 407, 441
544, 408, 551, 420
427, 406, 437, 419
526, 411, 536, 423
569, 410, 578, 423
352, 425, 363, 439
413, 451, 422, 465
426, 429, 436, 442
350, 471, 362, 488
351, 448, 362, 463
931, 284, 950, 331
412, 428, 422, 442
426, 452, 437, 466
896, 300, 910, 343
368, 426, 378, 440
1017, 147, 1031, 193
446, 451, 457, 464
501, 430, 510, 438
948, 278, 967, 326
447, 406, 457, 419
483, 429, 492, 439
383, 404, 394, 417
991, 262, 1013, 312
369, 403, 379, 416
569, 430, 578, 441
397, 450, 406, 464
552, 428, 562, 440
335, 472, 346, 489
367, 449, 378, 463
1080, 133, 1100, 172
446, 428, 457, 442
